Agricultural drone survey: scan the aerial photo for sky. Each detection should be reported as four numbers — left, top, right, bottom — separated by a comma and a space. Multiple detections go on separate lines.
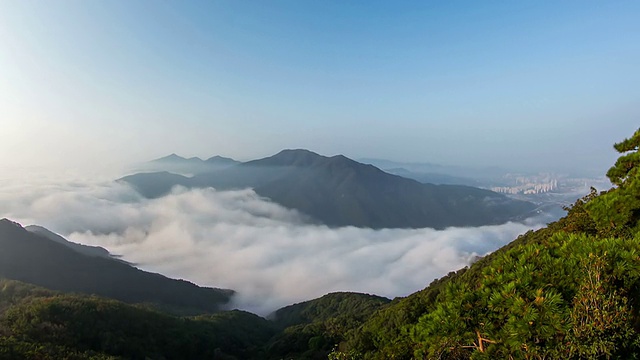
1, 0, 639, 173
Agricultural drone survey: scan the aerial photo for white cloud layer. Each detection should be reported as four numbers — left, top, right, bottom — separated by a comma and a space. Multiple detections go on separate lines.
0, 174, 546, 315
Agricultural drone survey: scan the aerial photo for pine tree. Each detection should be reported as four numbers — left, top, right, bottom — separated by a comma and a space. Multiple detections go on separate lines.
587, 128, 640, 237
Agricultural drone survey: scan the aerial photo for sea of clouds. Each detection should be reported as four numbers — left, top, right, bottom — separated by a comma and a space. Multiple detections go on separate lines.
0, 169, 550, 315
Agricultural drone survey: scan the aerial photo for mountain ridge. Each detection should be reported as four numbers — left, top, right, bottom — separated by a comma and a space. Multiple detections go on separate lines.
0, 219, 233, 315
25, 225, 117, 261
121, 149, 537, 229
137, 153, 241, 175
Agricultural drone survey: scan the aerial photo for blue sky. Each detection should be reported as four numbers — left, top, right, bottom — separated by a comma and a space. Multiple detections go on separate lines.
0, 0, 638, 174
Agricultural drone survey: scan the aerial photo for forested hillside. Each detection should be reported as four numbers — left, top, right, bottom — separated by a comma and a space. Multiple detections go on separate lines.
265, 293, 391, 359
0, 282, 387, 360
330, 128, 640, 359
0, 219, 233, 315
0, 279, 275, 359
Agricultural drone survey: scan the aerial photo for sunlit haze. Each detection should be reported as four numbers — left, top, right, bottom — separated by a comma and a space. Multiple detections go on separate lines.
1, 1, 638, 173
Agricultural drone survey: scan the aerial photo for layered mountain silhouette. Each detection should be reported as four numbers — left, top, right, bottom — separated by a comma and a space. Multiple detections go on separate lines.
121, 150, 536, 229
152, 153, 239, 167
0, 219, 233, 314
358, 158, 513, 188
135, 153, 240, 175
382, 167, 484, 187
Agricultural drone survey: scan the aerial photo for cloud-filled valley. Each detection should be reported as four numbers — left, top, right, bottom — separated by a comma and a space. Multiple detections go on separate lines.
0, 172, 547, 315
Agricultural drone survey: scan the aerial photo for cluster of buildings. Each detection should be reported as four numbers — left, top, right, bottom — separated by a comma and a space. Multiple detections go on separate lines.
491, 174, 559, 195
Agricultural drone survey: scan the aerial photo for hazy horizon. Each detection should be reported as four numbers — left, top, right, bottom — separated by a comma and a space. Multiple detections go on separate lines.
1, 1, 638, 174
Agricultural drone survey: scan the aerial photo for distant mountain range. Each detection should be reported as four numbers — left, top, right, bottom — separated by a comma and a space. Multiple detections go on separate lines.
121, 149, 537, 229
382, 167, 484, 187
358, 158, 509, 186
0, 219, 233, 315
152, 153, 239, 167
134, 153, 240, 175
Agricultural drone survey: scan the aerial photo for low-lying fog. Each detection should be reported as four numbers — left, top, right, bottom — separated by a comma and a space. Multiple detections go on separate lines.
0, 169, 553, 315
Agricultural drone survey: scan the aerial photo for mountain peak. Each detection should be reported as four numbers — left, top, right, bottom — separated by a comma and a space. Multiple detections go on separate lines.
153, 153, 187, 162
0, 218, 23, 229
276, 149, 323, 157
328, 154, 355, 164
253, 149, 326, 167
205, 155, 239, 165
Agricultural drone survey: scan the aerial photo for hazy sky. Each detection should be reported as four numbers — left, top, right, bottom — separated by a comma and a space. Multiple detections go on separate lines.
1, 1, 638, 173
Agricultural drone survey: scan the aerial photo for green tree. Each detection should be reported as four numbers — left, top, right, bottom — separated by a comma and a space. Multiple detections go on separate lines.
567, 253, 638, 359
587, 128, 640, 237
607, 128, 640, 186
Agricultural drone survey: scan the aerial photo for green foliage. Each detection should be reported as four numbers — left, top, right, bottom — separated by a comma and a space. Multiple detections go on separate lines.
0, 278, 56, 314
0, 292, 275, 359
559, 187, 599, 235
339, 129, 640, 359
607, 128, 640, 186
266, 293, 389, 359
0, 336, 119, 360
567, 253, 639, 359
272, 292, 390, 330
328, 347, 363, 360
0, 279, 387, 360
398, 233, 640, 359
342, 229, 640, 359
345, 270, 466, 360
344, 227, 563, 360
587, 128, 640, 237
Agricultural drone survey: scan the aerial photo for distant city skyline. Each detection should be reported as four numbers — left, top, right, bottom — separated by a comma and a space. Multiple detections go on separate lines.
1, 1, 638, 174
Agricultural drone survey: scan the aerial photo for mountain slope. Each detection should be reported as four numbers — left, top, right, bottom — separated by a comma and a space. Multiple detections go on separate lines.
253, 153, 533, 228
0, 219, 233, 315
122, 149, 536, 229
384, 167, 484, 186
0, 280, 275, 360
25, 225, 117, 261
271, 292, 391, 330
265, 292, 391, 359
343, 220, 640, 359
205, 155, 240, 166
334, 129, 640, 359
